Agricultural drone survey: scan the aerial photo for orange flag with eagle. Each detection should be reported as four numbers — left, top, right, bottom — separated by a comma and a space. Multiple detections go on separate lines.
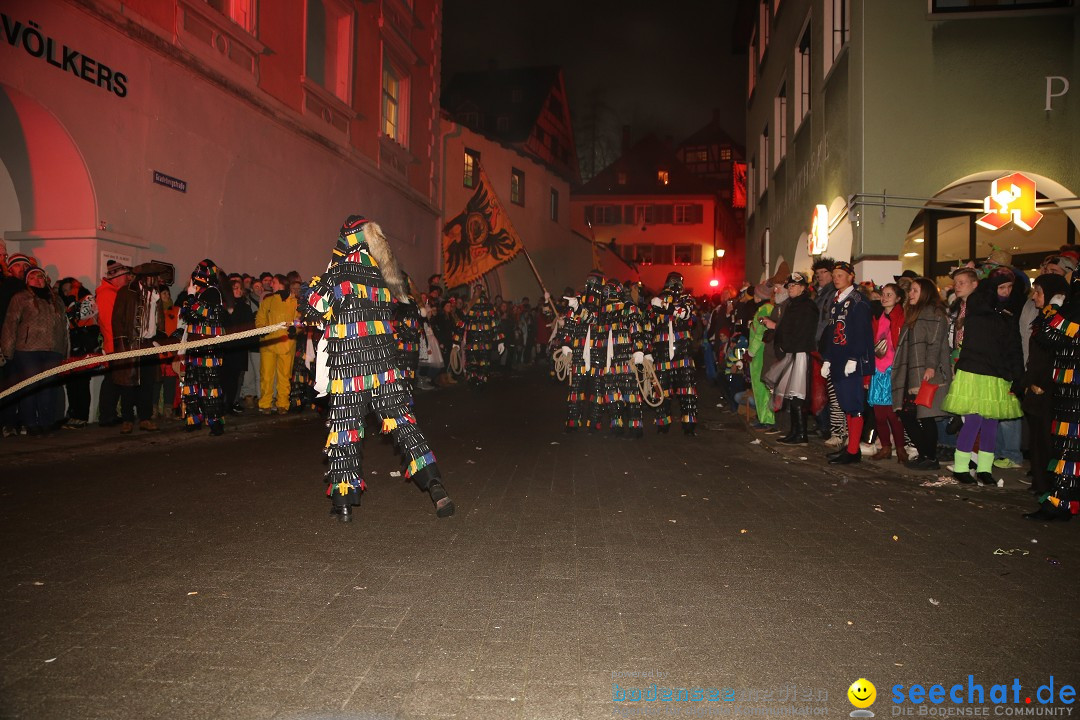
442, 166, 524, 288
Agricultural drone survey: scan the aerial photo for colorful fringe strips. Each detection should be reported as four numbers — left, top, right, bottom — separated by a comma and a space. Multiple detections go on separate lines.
188, 324, 224, 337
332, 282, 392, 302
325, 320, 391, 339
1051, 420, 1080, 438
328, 369, 398, 393
406, 451, 436, 478
1047, 311, 1080, 338
326, 428, 363, 447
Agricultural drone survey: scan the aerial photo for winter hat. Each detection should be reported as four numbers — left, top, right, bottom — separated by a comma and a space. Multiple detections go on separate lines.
833, 260, 855, 276
25, 267, 46, 282
7, 253, 31, 272
105, 261, 131, 280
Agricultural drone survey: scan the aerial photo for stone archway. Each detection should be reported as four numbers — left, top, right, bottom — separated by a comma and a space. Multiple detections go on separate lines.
0, 83, 96, 235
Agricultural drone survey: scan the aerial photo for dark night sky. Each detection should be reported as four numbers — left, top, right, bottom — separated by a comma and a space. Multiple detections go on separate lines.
441, 0, 747, 175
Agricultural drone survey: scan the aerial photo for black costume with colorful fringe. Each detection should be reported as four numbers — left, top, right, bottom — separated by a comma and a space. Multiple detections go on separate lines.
560, 273, 604, 430
180, 259, 226, 433
393, 300, 422, 392
592, 281, 647, 436
1032, 295, 1080, 518
301, 216, 442, 511
289, 325, 317, 411
646, 274, 698, 433
453, 290, 502, 386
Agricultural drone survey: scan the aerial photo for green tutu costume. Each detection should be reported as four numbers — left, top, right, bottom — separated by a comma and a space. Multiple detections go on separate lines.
941, 369, 1021, 419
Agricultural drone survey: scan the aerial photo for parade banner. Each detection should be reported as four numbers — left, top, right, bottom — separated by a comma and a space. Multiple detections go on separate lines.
442, 166, 524, 288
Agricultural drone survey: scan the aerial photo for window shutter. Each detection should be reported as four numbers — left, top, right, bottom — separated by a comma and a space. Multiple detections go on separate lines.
624, 205, 635, 224
691, 244, 703, 264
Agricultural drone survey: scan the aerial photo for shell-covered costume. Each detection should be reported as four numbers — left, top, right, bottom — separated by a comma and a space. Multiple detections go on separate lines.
301, 216, 452, 518
453, 289, 502, 386
646, 272, 698, 434
180, 259, 226, 434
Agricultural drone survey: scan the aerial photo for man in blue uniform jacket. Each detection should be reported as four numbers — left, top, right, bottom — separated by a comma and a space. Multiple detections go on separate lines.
820, 261, 874, 465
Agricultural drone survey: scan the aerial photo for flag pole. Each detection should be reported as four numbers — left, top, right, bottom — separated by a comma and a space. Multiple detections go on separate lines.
516, 245, 560, 318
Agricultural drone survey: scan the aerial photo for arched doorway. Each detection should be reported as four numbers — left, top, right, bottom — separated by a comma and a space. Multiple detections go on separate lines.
901, 171, 1078, 285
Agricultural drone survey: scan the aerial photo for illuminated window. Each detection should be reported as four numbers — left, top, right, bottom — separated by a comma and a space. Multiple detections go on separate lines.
550, 188, 559, 221
657, 170, 670, 186
511, 168, 525, 206
382, 54, 409, 146
823, 0, 849, 75
774, 82, 787, 169
206, 0, 257, 33
463, 149, 479, 188
687, 148, 709, 164
305, 0, 354, 102
637, 244, 655, 265
720, 147, 732, 161
794, 16, 811, 127
674, 244, 700, 265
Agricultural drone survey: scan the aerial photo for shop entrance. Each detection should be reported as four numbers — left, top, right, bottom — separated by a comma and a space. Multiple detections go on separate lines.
901, 172, 1078, 285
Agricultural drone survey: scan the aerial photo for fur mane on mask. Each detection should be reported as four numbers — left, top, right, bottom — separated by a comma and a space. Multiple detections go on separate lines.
363, 221, 409, 303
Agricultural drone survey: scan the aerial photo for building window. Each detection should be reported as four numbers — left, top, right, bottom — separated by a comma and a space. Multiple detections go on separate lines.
617, 172, 628, 186
657, 170, 670, 186
823, 0, 849, 75
674, 204, 704, 225
758, 126, 769, 195
758, 0, 770, 61
748, 27, 758, 97
930, 0, 1072, 12
686, 148, 709, 164
305, 0, 353, 103
774, 82, 787, 169
550, 188, 559, 221
794, 16, 812, 128
674, 244, 699, 265
654, 245, 674, 265
463, 149, 479, 188
206, 0, 257, 34
588, 205, 621, 226
633, 205, 657, 227
637, 244, 655, 265
720, 146, 732, 161
655, 204, 675, 224
382, 54, 408, 146
511, 168, 525, 206
747, 159, 756, 215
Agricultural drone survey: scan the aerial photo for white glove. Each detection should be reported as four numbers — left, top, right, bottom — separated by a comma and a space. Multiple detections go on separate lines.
452, 344, 460, 351
187, 281, 197, 295
844, 359, 858, 376
561, 345, 571, 357
645, 353, 653, 363
632, 351, 644, 365
419, 306, 429, 318
565, 296, 579, 310
650, 297, 663, 308
820, 361, 831, 378
498, 343, 505, 354
1050, 294, 1066, 307
544, 291, 551, 302
674, 307, 690, 320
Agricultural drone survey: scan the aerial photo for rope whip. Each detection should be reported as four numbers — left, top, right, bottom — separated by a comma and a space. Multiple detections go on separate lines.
0, 322, 290, 402
634, 356, 665, 408
448, 343, 465, 377
552, 348, 572, 383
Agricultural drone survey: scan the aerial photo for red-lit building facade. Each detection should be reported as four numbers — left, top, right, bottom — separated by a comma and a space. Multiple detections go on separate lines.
570, 130, 746, 295
0, 0, 443, 287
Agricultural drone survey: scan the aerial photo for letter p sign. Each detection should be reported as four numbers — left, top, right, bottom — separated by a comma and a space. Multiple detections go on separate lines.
1046, 76, 1069, 112
977, 172, 1044, 232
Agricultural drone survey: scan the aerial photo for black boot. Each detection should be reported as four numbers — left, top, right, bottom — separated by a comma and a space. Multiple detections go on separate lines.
428, 481, 455, 518
777, 402, 798, 443
779, 400, 808, 445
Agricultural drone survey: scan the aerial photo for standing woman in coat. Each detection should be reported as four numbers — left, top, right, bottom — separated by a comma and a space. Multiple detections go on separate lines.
772, 272, 818, 444
868, 283, 906, 462
746, 282, 775, 430
1, 267, 68, 434
941, 269, 1023, 485
891, 277, 952, 470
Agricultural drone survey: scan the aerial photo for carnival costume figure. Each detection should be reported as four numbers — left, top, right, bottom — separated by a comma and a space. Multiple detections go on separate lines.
594, 279, 647, 438
558, 271, 604, 431
1025, 276, 1080, 522
821, 261, 874, 465
180, 259, 227, 435
647, 272, 699, 435
303, 215, 454, 522
452, 286, 503, 387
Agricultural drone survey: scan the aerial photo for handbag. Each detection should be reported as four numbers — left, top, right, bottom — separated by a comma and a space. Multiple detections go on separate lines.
914, 379, 939, 408
874, 338, 889, 358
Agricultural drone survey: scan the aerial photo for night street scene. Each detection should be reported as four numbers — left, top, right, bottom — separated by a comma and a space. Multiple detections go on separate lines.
1, 1, 1079, 719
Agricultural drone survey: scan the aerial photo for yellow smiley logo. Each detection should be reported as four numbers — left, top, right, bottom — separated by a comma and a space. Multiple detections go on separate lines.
848, 678, 877, 709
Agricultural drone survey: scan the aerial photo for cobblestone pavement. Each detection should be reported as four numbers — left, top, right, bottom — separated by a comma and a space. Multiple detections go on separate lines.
1, 367, 1078, 719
